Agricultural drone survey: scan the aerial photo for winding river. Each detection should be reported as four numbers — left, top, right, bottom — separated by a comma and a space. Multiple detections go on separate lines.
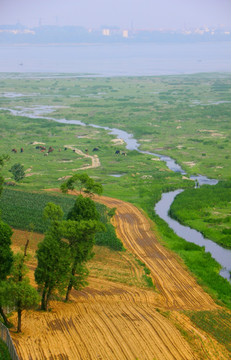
3, 105, 231, 281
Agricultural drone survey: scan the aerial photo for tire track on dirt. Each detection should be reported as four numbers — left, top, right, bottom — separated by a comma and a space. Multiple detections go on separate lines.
92, 194, 218, 311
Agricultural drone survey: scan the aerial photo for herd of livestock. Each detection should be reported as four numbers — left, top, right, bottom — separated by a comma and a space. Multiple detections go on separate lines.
11, 146, 127, 156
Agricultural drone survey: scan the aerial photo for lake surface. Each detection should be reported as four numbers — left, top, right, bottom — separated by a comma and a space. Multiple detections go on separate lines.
0, 42, 231, 76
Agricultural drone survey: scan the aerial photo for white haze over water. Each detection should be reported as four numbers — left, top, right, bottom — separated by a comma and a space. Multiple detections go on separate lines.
0, 42, 230, 76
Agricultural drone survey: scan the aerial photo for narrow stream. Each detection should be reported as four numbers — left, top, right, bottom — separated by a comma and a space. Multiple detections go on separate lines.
3, 105, 231, 281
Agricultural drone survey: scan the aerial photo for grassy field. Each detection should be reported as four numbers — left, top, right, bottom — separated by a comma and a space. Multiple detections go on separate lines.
0, 72, 231, 308
1, 72, 231, 180
169, 181, 231, 248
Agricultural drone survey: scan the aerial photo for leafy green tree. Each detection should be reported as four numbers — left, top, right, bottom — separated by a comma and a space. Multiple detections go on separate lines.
61, 194, 104, 301
35, 204, 71, 310
35, 231, 71, 310
43, 202, 64, 223
8, 248, 40, 332
60, 173, 103, 196
67, 194, 100, 222
0, 221, 13, 280
61, 219, 104, 301
9, 163, 25, 182
0, 221, 13, 326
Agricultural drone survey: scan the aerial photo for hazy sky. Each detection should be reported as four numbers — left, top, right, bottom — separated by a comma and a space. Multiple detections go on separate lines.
1, 0, 231, 29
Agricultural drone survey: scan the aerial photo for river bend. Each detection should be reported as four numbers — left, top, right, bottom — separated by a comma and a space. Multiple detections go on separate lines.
3, 105, 231, 281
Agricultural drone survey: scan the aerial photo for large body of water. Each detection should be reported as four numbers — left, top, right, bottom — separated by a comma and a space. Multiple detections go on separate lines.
0, 42, 231, 75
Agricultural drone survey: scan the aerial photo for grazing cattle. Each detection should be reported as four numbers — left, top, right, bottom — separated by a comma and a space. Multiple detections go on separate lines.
58, 148, 61, 152
20, 148, 24, 153
73, 149, 76, 153
93, 147, 99, 152
11, 148, 17, 153
48, 147, 54, 153
64, 147, 68, 151
36, 145, 46, 151
44, 153, 48, 156
121, 152, 127, 156
115, 150, 120, 154
85, 148, 88, 153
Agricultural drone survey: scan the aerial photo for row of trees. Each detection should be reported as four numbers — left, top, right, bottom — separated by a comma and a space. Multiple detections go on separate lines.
0, 156, 39, 332
0, 163, 104, 332
36, 194, 104, 311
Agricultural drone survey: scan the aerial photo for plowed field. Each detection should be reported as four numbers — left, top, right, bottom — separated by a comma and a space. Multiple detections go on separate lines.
9, 190, 231, 360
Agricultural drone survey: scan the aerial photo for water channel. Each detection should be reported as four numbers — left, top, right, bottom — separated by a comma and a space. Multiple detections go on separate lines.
3, 105, 231, 281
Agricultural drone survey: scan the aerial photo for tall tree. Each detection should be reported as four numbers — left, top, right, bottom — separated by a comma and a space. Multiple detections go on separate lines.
35, 203, 71, 311
0, 221, 13, 326
61, 219, 104, 301
35, 231, 71, 310
8, 244, 40, 333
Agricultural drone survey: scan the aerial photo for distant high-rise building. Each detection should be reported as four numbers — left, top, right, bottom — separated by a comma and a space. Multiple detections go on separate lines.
123, 30, 129, 38
102, 29, 110, 36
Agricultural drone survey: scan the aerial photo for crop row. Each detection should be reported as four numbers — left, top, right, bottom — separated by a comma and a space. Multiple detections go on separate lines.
0, 188, 122, 251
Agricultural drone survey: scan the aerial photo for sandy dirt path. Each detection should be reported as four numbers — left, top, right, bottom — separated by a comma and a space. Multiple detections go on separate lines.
65, 145, 100, 170
91, 193, 217, 311
10, 190, 224, 360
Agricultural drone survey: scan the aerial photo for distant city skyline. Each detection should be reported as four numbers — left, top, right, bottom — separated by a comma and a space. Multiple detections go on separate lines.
1, 0, 231, 29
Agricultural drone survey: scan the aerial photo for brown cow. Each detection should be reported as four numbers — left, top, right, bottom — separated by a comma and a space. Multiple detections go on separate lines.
11, 148, 17, 153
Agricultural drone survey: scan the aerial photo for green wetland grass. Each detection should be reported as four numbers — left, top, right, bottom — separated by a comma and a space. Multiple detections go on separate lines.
0, 72, 231, 310
169, 181, 231, 248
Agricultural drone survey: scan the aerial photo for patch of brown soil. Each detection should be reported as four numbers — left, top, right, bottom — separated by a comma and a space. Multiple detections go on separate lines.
90, 192, 217, 311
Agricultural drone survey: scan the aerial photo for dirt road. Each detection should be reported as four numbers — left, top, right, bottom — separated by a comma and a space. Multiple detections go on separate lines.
10, 190, 227, 360
65, 145, 100, 170
93, 193, 217, 311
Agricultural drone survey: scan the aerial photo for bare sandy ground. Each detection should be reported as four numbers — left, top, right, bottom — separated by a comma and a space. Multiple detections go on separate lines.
9, 190, 230, 360
65, 145, 101, 170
